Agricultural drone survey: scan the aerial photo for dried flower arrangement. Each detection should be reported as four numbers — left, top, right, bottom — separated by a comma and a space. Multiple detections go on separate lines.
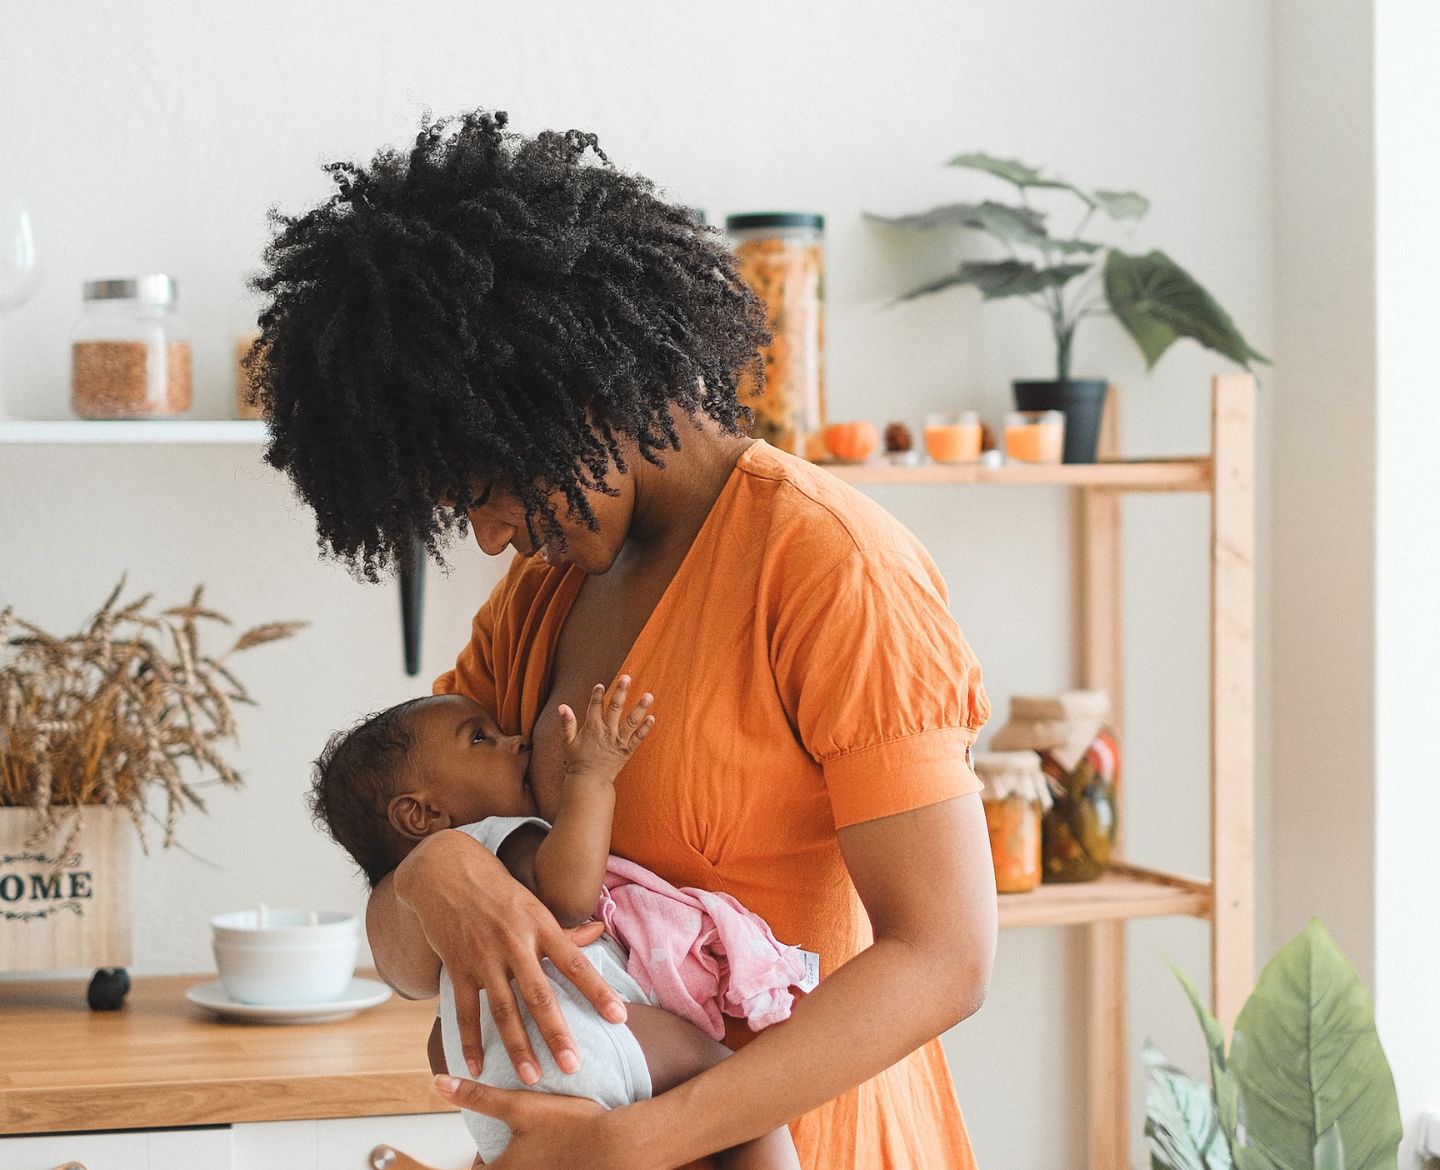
0, 581, 303, 856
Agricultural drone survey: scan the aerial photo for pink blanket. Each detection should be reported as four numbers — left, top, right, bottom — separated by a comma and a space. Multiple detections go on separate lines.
596, 856, 808, 1040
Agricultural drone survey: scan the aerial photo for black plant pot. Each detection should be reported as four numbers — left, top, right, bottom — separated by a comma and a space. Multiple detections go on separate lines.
1012, 379, 1110, 464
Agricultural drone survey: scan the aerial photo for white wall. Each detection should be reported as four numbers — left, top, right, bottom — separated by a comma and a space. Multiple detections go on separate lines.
0, 3, 1275, 1165
1372, 0, 1440, 1151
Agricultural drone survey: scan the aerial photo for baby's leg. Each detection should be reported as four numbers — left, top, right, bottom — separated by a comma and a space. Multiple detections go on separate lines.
624, 1003, 800, 1170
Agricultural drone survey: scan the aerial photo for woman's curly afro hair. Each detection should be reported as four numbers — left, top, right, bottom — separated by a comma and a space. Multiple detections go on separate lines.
249, 108, 768, 580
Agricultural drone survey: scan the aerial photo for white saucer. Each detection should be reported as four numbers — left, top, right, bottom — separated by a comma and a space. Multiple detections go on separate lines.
185, 977, 391, 1024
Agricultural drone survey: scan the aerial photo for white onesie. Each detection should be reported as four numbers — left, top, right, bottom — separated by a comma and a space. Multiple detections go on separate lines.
437, 816, 656, 1162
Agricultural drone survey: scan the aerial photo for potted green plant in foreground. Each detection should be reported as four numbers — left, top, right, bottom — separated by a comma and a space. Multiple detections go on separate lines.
1147, 919, 1402, 1170
868, 152, 1269, 463
0, 583, 302, 1007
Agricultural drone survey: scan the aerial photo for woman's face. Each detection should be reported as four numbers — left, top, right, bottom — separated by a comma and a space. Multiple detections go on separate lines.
464, 476, 636, 575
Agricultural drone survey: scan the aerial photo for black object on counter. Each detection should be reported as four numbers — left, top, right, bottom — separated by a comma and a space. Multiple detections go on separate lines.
399, 535, 426, 677
87, 967, 130, 1011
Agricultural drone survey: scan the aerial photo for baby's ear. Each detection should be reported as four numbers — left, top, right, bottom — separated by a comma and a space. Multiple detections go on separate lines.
387, 793, 447, 839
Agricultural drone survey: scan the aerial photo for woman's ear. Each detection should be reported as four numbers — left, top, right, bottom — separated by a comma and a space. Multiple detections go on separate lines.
387, 793, 451, 839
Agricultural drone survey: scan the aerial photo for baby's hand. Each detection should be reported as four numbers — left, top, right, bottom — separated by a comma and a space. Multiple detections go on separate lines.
558, 675, 655, 783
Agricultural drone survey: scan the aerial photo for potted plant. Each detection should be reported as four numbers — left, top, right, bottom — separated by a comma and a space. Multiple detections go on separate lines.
0, 582, 301, 1007
868, 152, 1269, 463
1146, 919, 1402, 1170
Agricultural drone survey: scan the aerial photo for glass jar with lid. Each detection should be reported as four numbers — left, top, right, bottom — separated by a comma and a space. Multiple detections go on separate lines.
975, 750, 1052, 893
990, 691, 1120, 883
725, 212, 825, 459
71, 275, 192, 419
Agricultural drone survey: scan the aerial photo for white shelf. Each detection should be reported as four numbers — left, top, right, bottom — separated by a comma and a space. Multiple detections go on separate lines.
0, 420, 268, 445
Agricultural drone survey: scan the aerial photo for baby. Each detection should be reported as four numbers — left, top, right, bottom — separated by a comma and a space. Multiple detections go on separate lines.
310, 677, 803, 1169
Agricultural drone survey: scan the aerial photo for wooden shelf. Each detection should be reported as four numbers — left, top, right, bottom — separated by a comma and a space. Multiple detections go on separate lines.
828, 457, 1212, 492
996, 864, 1213, 929
0, 420, 267, 444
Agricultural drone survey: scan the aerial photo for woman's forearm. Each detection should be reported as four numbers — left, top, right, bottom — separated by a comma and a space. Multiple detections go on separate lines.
610, 933, 988, 1168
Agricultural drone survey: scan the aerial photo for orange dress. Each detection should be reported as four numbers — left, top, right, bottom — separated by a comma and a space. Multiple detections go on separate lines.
436, 441, 990, 1169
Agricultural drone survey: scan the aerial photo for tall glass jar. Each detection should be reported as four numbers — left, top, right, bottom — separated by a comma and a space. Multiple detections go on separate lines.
71, 275, 192, 419
725, 213, 825, 459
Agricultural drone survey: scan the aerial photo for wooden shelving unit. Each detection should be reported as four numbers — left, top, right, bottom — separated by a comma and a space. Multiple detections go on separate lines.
1, 381, 1254, 1166
844, 374, 1255, 1169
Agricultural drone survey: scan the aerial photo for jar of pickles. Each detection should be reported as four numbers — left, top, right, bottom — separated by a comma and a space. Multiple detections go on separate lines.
989, 691, 1120, 883
71, 275, 192, 419
725, 213, 825, 459
974, 750, 1051, 893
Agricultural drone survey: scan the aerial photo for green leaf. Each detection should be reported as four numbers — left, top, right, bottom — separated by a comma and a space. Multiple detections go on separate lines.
954, 259, 1088, 300
1104, 250, 1270, 370
947, 151, 1096, 205
1227, 920, 1401, 1170
864, 201, 1045, 237
1143, 1044, 1233, 1170
1314, 1125, 1346, 1170
1093, 189, 1151, 219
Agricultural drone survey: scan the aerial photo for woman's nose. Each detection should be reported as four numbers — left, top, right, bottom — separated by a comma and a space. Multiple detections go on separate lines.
470, 517, 516, 557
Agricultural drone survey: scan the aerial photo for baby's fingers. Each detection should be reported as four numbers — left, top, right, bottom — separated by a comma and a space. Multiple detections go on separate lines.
557, 703, 578, 746
603, 675, 631, 734
583, 682, 606, 730
623, 693, 655, 744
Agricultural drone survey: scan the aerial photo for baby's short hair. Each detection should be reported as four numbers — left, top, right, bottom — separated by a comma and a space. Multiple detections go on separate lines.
309, 698, 427, 887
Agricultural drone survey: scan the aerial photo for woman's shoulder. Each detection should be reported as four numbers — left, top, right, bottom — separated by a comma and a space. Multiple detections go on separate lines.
733, 442, 939, 582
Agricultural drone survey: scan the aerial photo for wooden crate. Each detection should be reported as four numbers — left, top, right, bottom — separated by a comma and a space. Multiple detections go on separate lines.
0, 806, 132, 971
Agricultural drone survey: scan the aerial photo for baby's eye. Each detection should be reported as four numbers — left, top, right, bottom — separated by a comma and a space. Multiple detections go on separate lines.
471, 728, 490, 745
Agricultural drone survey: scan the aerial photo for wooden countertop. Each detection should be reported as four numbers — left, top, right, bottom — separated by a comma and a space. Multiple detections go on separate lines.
0, 973, 453, 1135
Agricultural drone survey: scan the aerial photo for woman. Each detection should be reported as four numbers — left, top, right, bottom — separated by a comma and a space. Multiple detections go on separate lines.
252, 109, 996, 1169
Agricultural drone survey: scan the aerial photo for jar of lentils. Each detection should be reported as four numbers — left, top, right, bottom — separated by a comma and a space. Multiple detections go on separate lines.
725, 213, 826, 459
71, 275, 192, 419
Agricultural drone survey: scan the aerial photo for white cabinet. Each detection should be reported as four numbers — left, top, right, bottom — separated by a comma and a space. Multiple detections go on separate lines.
0, 1126, 231, 1169
233, 1113, 473, 1170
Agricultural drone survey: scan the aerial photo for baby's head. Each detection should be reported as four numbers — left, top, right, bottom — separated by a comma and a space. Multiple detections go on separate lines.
310, 694, 535, 886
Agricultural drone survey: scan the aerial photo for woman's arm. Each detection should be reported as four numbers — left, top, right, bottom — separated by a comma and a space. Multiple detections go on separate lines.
437, 792, 997, 1168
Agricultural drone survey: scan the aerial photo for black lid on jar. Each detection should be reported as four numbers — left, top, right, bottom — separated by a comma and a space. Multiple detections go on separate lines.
724, 212, 824, 232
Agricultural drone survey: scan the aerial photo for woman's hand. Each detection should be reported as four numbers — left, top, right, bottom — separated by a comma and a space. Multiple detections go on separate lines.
434, 1074, 627, 1170
388, 830, 628, 1083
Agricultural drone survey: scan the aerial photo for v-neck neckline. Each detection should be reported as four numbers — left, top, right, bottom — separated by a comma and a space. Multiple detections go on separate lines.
549, 440, 760, 685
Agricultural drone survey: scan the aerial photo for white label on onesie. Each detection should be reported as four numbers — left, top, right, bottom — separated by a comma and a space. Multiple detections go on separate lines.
797, 950, 821, 992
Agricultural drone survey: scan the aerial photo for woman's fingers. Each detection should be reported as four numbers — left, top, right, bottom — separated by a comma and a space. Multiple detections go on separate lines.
434, 1074, 603, 1128
567, 920, 607, 947
481, 964, 542, 1086
547, 931, 628, 1025
514, 968, 580, 1076
449, 973, 486, 1080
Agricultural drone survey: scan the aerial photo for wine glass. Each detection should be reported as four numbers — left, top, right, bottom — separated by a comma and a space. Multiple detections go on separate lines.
0, 191, 42, 418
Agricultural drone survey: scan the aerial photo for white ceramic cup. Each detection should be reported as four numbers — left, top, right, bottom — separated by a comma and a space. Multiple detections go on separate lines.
211, 909, 360, 1006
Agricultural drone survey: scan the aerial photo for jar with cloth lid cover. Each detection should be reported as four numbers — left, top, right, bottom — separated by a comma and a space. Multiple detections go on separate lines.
974, 750, 1051, 894
989, 691, 1119, 883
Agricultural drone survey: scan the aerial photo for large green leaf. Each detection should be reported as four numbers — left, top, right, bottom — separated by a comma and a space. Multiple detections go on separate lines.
1314, 1125, 1346, 1170
956, 259, 1088, 300
1094, 189, 1151, 219
1104, 250, 1269, 370
865, 201, 1045, 237
1227, 920, 1402, 1170
947, 151, 1096, 205
868, 201, 1101, 256
1144, 1044, 1233, 1170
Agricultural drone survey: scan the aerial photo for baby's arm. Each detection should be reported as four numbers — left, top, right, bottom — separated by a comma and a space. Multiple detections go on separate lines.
502, 676, 654, 927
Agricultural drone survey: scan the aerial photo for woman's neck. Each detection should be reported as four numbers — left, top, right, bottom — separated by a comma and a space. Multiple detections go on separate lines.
624, 411, 755, 552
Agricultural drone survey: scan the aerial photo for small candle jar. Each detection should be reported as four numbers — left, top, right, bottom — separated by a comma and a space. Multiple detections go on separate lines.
975, 751, 1051, 894
924, 411, 983, 463
1004, 409, 1065, 463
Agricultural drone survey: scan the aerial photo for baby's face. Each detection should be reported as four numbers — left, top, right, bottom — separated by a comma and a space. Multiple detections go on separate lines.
400, 694, 538, 828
